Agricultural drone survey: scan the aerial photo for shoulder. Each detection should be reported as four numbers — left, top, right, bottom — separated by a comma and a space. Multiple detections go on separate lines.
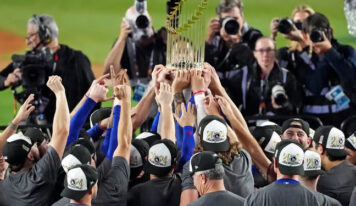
58, 44, 90, 61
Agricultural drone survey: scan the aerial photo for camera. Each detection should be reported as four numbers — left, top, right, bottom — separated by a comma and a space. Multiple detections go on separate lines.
277, 18, 294, 34
125, 0, 153, 42
310, 28, 325, 43
271, 84, 288, 107
220, 17, 240, 35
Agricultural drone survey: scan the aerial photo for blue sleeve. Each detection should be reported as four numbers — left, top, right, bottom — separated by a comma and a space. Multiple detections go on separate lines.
151, 112, 160, 132
175, 122, 183, 150
106, 105, 121, 160
325, 47, 356, 82
87, 124, 104, 142
189, 94, 195, 105
66, 98, 97, 146
179, 126, 195, 169
101, 128, 112, 155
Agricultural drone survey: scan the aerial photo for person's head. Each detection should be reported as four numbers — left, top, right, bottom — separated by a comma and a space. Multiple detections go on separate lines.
302, 150, 324, 181
189, 151, 225, 196
302, 12, 333, 43
61, 165, 98, 202
281, 118, 311, 149
135, 132, 161, 147
273, 139, 305, 177
62, 144, 92, 173
291, 5, 315, 29
130, 139, 149, 180
3, 133, 40, 172
216, 0, 245, 44
254, 37, 276, 73
26, 14, 59, 49
144, 139, 177, 178
312, 126, 348, 168
252, 126, 282, 161
345, 133, 356, 165
24, 127, 48, 158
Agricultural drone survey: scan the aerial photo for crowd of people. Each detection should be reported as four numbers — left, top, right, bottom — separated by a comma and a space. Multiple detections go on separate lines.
0, 0, 356, 206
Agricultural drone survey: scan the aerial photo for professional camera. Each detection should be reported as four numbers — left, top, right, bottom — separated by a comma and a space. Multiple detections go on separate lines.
125, 0, 153, 42
277, 18, 294, 34
271, 84, 288, 107
220, 17, 240, 35
310, 28, 326, 43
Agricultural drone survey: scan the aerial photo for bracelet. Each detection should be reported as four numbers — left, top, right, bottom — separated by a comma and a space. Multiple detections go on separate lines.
193, 89, 206, 96
9, 122, 18, 131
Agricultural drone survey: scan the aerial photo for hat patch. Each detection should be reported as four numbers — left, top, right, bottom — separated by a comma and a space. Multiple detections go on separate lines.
203, 120, 227, 143
347, 134, 356, 149
264, 132, 281, 154
22, 145, 30, 152
67, 168, 87, 191
326, 128, 345, 149
279, 144, 304, 167
130, 145, 143, 168
7, 133, 32, 145
62, 154, 82, 173
148, 143, 171, 168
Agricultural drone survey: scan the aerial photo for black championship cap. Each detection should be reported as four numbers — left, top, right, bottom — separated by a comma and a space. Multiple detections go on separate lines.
130, 139, 149, 179
252, 126, 282, 160
189, 151, 223, 176
282, 118, 310, 137
303, 150, 324, 176
313, 126, 349, 157
3, 133, 33, 165
61, 144, 92, 173
198, 115, 230, 152
24, 127, 46, 145
144, 139, 177, 177
61, 165, 98, 201
345, 132, 356, 151
275, 139, 305, 175
135, 131, 161, 147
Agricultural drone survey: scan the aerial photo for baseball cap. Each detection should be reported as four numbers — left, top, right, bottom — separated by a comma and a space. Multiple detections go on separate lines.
61, 164, 98, 201
252, 126, 282, 160
74, 137, 96, 157
89, 107, 112, 128
135, 132, 161, 147
130, 139, 149, 179
345, 132, 356, 151
303, 150, 324, 176
282, 118, 310, 137
197, 115, 230, 152
313, 126, 349, 157
62, 144, 92, 173
274, 139, 305, 175
24, 127, 46, 145
3, 133, 33, 165
144, 139, 177, 177
189, 151, 223, 176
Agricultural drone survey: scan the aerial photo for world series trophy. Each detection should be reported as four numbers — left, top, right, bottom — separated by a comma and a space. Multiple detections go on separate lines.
166, 0, 208, 70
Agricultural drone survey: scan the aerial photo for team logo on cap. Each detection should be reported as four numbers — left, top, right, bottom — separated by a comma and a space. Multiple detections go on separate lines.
347, 134, 356, 149
326, 128, 345, 149
70, 178, 83, 190
264, 132, 281, 154
149, 152, 168, 166
306, 158, 319, 170
67, 168, 88, 191
203, 120, 227, 143
279, 143, 304, 167
148, 143, 171, 168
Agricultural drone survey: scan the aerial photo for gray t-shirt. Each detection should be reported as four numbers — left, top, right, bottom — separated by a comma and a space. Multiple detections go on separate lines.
181, 149, 254, 198
317, 160, 356, 206
92, 156, 130, 206
244, 181, 320, 206
188, 190, 244, 206
0, 146, 61, 206
311, 190, 342, 206
349, 187, 356, 206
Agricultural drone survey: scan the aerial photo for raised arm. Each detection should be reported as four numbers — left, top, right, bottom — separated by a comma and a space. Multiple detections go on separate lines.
156, 82, 175, 143
103, 21, 131, 74
47, 76, 70, 159
0, 94, 35, 156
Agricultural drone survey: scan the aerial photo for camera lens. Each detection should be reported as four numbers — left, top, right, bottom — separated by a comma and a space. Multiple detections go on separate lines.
272, 85, 288, 106
294, 22, 303, 30
310, 29, 324, 43
222, 17, 240, 35
277, 18, 293, 34
136, 15, 149, 29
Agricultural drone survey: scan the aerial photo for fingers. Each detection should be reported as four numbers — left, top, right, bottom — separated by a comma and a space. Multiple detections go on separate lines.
180, 102, 186, 114
23, 94, 35, 105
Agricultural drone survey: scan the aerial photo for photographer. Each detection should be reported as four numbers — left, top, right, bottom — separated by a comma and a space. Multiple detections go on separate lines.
281, 12, 356, 126
0, 14, 95, 123
205, 0, 262, 100
227, 37, 301, 116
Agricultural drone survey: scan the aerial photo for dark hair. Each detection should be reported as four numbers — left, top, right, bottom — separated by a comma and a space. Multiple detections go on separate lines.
315, 143, 347, 161
216, 0, 243, 15
9, 163, 24, 172
194, 141, 241, 165
302, 12, 332, 40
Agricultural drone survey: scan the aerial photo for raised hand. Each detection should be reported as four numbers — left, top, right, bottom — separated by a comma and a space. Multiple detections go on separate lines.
215, 95, 233, 117
110, 65, 129, 87
174, 102, 196, 127
202, 94, 221, 117
114, 84, 131, 102
13, 94, 35, 124
312, 32, 332, 55
151, 64, 165, 89
190, 69, 205, 93
207, 17, 220, 44
156, 82, 173, 106
172, 70, 190, 94
47, 75, 65, 94
205, 63, 222, 93
119, 20, 132, 40
4, 68, 20, 87
89, 82, 110, 103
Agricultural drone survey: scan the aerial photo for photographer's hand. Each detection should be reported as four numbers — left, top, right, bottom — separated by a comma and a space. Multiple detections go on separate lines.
312, 32, 332, 55
282, 24, 305, 44
270, 18, 280, 41
207, 17, 220, 44
119, 20, 132, 41
4, 68, 20, 87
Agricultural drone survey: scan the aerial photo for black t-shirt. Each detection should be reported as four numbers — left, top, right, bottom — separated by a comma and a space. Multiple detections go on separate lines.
0, 146, 61, 206
127, 173, 182, 206
317, 160, 356, 206
188, 190, 244, 206
244, 181, 320, 206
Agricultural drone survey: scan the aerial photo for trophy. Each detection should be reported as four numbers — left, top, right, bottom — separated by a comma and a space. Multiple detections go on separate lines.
166, 0, 208, 70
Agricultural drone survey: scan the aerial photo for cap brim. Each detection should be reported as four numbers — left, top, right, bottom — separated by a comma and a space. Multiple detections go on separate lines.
143, 161, 172, 177
60, 187, 87, 201
201, 138, 230, 152
304, 169, 325, 177
90, 108, 112, 128
326, 148, 349, 157
278, 164, 304, 176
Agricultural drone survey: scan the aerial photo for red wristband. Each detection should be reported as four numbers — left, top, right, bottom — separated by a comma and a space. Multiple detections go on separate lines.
193, 89, 206, 96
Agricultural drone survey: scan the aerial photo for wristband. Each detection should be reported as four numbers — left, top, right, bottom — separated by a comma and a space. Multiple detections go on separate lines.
9, 122, 18, 131
193, 89, 206, 96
